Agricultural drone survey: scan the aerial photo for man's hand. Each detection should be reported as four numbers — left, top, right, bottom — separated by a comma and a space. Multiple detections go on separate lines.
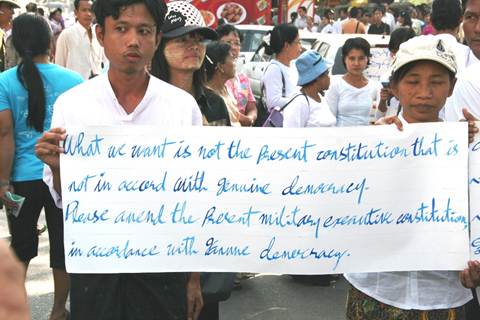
374, 115, 403, 131
0, 183, 15, 209
0, 240, 29, 320
462, 108, 479, 144
186, 272, 203, 320
35, 128, 66, 170
460, 260, 480, 288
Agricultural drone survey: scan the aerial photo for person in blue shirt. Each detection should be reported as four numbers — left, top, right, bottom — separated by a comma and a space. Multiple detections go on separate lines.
0, 13, 83, 320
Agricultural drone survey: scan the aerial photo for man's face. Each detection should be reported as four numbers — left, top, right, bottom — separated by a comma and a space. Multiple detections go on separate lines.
0, 2, 15, 25
373, 10, 383, 24
463, 0, 480, 59
298, 8, 306, 18
75, 0, 93, 29
96, 3, 160, 75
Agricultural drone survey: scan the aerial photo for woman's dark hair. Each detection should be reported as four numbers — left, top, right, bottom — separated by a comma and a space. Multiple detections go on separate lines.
399, 10, 412, 27
431, 0, 462, 31
391, 60, 456, 84
150, 37, 207, 91
204, 41, 231, 81
12, 13, 52, 132
93, 0, 166, 34
264, 23, 298, 55
341, 37, 371, 68
216, 24, 243, 43
49, 7, 62, 19
388, 27, 415, 53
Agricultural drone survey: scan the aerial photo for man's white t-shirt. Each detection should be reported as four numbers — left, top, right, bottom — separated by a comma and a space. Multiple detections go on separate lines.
44, 74, 202, 206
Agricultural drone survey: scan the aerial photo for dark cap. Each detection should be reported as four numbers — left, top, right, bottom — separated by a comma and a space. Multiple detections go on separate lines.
161, 1, 217, 40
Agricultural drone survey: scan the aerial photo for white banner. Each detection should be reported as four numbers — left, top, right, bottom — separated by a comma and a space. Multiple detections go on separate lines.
60, 123, 470, 274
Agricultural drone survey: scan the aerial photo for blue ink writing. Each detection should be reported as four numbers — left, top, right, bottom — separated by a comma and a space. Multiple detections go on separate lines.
170, 201, 198, 224
107, 144, 126, 158
118, 172, 167, 192
204, 237, 250, 256
130, 138, 176, 158
173, 170, 207, 192
201, 206, 259, 228
166, 236, 198, 256
282, 176, 369, 204
396, 197, 467, 229
216, 177, 270, 196
227, 139, 252, 159
64, 132, 103, 157
64, 200, 109, 224
86, 240, 160, 259
114, 206, 167, 226
197, 141, 225, 160
256, 140, 315, 165
259, 237, 350, 270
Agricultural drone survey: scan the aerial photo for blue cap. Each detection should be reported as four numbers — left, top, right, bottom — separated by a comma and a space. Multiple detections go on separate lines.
295, 50, 331, 86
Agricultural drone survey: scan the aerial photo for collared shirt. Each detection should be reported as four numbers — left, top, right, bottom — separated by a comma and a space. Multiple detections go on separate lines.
55, 22, 105, 80
44, 73, 202, 207
346, 114, 472, 311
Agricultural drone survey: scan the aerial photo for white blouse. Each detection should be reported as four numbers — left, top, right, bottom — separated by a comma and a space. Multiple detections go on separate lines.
283, 93, 336, 128
325, 75, 381, 127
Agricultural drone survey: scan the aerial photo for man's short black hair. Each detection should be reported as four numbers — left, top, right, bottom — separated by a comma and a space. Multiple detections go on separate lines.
93, 0, 167, 34
25, 2, 37, 12
431, 0, 462, 31
298, 6, 307, 13
373, 5, 385, 15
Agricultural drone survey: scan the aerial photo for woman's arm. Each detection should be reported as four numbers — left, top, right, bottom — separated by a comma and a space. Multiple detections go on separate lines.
0, 110, 15, 208
263, 64, 292, 112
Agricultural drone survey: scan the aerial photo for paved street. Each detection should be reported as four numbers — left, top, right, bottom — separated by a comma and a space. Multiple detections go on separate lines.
1, 208, 348, 320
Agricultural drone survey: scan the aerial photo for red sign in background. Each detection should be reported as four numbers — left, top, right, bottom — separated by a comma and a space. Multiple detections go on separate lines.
167, 0, 272, 27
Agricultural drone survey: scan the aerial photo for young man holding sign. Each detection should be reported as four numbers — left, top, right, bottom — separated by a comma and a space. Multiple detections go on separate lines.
36, 0, 204, 319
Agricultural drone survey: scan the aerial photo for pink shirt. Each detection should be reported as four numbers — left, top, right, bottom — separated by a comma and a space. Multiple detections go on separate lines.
225, 73, 255, 114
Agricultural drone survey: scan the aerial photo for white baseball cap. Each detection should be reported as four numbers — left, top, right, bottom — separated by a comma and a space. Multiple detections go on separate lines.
391, 35, 457, 75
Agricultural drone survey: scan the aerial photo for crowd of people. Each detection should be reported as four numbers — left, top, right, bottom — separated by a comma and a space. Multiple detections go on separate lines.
1, 0, 480, 319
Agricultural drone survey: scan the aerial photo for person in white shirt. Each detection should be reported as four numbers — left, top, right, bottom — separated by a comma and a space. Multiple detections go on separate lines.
35, 0, 204, 319
54, 0, 104, 79
332, 7, 348, 34
294, 6, 308, 30
445, 62, 480, 121
284, 50, 335, 128
382, 3, 396, 32
462, 0, 480, 66
261, 23, 302, 113
325, 38, 382, 127
431, 0, 470, 72
348, 35, 476, 320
